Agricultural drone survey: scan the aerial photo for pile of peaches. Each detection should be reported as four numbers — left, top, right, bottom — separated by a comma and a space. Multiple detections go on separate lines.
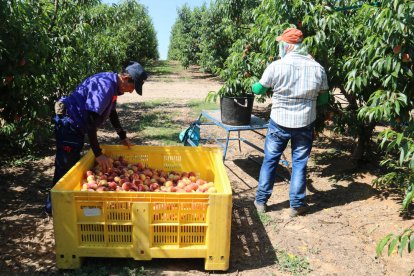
81, 156, 217, 193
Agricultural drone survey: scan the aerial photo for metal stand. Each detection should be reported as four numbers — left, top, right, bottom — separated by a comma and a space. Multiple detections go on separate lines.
186, 109, 291, 182
191, 110, 269, 161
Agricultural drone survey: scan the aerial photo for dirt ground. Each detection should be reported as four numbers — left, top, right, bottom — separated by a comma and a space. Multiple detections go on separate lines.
1, 61, 414, 275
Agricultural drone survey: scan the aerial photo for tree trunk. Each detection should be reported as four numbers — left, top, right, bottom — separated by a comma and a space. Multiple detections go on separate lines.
351, 122, 376, 164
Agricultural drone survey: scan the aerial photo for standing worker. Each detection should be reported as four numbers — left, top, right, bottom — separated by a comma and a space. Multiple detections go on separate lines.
46, 61, 148, 214
252, 28, 329, 217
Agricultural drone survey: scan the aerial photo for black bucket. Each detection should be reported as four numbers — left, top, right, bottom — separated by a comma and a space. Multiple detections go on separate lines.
220, 95, 254, 125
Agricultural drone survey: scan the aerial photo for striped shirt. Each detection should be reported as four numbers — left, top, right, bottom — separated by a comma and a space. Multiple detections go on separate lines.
260, 52, 329, 128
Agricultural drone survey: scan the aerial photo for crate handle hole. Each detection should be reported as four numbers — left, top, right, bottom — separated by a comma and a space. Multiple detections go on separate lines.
72, 255, 76, 259
220, 256, 224, 260
140, 250, 145, 254
60, 254, 64, 259
209, 256, 213, 260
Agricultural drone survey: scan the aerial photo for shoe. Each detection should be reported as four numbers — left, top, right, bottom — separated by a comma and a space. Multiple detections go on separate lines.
254, 200, 267, 213
289, 204, 309, 218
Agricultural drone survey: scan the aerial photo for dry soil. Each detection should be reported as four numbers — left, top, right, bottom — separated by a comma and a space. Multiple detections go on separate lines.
1, 61, 413, 276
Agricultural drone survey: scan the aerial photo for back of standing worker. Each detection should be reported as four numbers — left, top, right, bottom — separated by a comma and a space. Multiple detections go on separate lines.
252, 28, 329, 217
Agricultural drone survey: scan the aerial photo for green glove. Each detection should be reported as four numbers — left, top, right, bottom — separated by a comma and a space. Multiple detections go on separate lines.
252, 82, 270, 95
316, 92, 329, 107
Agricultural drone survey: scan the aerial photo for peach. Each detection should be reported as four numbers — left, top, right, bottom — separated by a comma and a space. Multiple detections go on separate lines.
164, 180, 174, 187
184, 185, 193, 193
99, 179, 108, 186
144, 169, 153, 177
177, 180, 186, 189
393, 45, 401, 54
122, 182, 130, 191
150, 183, 159, 191
205, 182, 215, 188
137, 184, 146, 192
96, 186, 106, 192
108, 182, 117, 189
208, 187, 217, 193
190, 183, 199, 191
87, 182, 97, 190
402, 53, 410, 63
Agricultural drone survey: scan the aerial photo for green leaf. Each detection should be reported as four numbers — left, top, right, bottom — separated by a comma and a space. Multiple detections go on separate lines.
402, 190, 414, 210
410, 154, 414, 169
409, 237, 414, 253
395, 101, 400, 115
388, 237, 399, 256
376, 234, 393, 256
398, 235, 409, 257
396, 134, 403, 146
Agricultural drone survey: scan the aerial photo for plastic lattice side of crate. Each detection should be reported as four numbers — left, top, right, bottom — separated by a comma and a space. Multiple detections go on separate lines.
51, 145, 232, 271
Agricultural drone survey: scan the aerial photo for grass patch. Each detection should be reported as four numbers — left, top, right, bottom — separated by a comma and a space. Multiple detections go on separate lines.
146, 60, 188, 77
126, 99, 219, 145
128, 99, 185, 145
257, 212, 272, 226
276, 250, 311, 275
187, 99, 219, 118
146, 60, 173, 75
141, 127, 182, 145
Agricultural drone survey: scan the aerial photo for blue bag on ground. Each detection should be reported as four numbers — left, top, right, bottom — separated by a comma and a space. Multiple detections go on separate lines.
179, 122, 200, 146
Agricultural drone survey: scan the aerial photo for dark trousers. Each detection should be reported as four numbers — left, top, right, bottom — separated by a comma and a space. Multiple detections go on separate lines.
52, 115, 85, 186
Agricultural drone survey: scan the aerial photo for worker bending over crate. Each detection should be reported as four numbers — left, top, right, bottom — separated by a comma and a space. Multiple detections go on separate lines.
46, 61, 148, 214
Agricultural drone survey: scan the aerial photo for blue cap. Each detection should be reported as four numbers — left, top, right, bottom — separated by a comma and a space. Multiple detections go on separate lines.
125, 61, 148, 95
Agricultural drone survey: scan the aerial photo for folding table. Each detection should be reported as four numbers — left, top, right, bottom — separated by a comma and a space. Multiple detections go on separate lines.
187, 110, 286, 165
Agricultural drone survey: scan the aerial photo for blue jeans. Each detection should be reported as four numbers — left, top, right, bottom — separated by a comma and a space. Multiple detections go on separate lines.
46, 115, 84, 214
255, 119, 314, 208
52, 115, 85, 186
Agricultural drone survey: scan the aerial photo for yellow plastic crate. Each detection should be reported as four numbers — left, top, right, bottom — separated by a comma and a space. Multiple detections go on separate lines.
51, 145, 232, 271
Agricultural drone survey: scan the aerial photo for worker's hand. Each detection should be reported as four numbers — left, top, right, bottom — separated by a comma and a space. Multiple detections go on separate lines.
120, 137, 133, 149
95, 154, 113, 173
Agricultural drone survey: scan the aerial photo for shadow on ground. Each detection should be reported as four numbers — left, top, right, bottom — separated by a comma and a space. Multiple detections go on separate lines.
228, 198, 278, 272
187, 67, 221, 81
229, 145, 381, 216
61, 197, 277, 274
0, 159, 57, 273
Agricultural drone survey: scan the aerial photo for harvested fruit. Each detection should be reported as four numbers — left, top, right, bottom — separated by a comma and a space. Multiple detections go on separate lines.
80, 156, 217, 193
